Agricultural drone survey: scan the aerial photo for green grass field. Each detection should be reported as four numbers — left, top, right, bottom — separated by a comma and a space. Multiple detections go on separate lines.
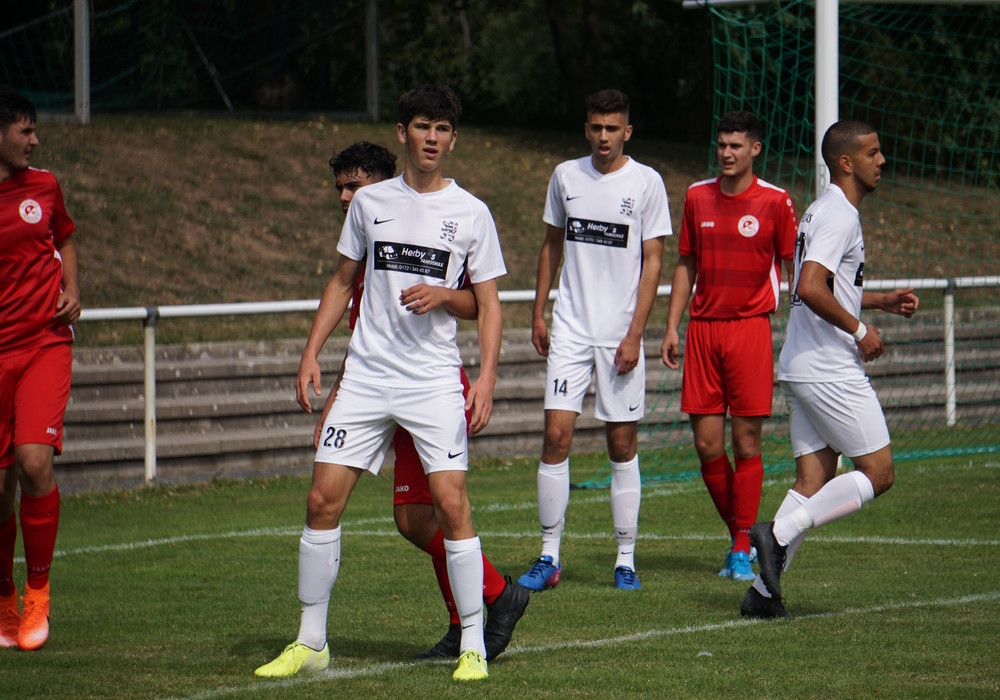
2, 452, 998, 699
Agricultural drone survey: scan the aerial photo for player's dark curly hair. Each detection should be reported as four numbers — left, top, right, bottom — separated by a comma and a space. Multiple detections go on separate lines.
585, 89, 629, 118
397, 85, 461, 129
717, 111, 763, 143
328, 141, 397, 180
0, 87, 37, 129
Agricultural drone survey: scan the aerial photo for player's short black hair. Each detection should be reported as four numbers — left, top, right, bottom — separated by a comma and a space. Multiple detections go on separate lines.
397, 85, 461, 130
717, 110, 763, 143
0, 87, 37, 130
821, 119, 878, 171
329, 141, 397, 181
585, 89, 629, 119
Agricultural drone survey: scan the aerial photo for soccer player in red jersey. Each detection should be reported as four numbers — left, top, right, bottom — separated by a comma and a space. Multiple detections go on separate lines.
0, 88, 81, 651
313, 142, 527, 662
661, 111, 798, 582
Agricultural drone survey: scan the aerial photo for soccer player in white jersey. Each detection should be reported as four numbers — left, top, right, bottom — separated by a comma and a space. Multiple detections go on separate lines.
519, 89, 671, 592
741, 120, 919, 618
255, 85, 506, 682
661, 111, 798, 582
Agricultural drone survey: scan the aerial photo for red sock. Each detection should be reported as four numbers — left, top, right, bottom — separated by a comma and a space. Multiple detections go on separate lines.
19, 485, 60, 591
733, 454, 764, 553
0, 513, 16, 597
701, 453, 736, 539
482, 554, 505, 605
423, 529, 459, 625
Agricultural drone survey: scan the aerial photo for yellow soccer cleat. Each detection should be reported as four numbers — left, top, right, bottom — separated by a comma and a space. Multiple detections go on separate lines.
254, 641, 330, 678
452, 649, 488, 682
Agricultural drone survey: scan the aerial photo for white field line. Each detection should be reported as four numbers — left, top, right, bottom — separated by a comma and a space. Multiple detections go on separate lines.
39, 527, 1000, 562
164, 590, 1000, 700
40, 472, 999, 562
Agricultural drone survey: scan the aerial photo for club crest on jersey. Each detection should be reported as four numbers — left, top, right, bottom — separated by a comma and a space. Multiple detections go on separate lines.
620, 197, 635, 216
738, 214, 760, 238
19, 199, 43, 224
440, 220, 458, 242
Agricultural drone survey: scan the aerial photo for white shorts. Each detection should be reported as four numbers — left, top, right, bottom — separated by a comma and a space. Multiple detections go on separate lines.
316, 377, 469, 474
544, 337, 646, 422
779, 378, 890, 459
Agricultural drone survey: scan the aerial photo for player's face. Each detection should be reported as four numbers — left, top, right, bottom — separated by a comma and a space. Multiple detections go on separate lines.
397, 116, 456, 175
850, 132, 886, 194
335, 169, 383, 215
584, 111, 632, 173
716, 131, 761, 181
0, 117, 39, 180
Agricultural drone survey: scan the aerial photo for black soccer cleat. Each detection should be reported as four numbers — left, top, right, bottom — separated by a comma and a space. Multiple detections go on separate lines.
740, 585, 790, 619
415, 622, 461, 659
484, 577, 530, 660
749, 521, 788, 601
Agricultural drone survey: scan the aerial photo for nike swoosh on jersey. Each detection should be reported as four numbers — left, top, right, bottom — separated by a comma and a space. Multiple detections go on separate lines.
373, 217, 394, 225
448, 450, 465, 459
565, 195, 583, 201
628, 403, 641, 411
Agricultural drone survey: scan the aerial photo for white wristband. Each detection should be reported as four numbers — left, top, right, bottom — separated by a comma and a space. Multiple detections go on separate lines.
852, 322, 867, 342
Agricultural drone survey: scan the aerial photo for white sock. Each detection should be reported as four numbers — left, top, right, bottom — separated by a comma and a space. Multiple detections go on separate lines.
752, 490, 806, 598
444, 536, 486, 657
296, 525, 341, 650
774, 470, 875, 547
610, 456, 641, 570
538, 459, 570, 564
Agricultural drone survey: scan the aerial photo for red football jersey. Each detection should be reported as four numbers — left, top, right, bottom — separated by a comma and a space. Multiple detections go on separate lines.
0, 168, 76, 353
679, 176, 797, 320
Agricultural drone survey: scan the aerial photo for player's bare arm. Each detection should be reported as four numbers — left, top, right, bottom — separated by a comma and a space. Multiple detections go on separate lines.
661, 254, 696, 369
400, 284, 477, 319
863, 288, 919, 318
783, 257, 796, 298
616, 236, 663, 373
53, 238, 81, 325
531, 224, 565, 357
465, 278, 502, 435
296, 255, 362, 412
795, 259, 884, 362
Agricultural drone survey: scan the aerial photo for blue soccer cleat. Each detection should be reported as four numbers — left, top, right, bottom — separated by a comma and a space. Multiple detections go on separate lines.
727, 551, 756, 581
614, 566, 642, 590
517, 556, 561, 591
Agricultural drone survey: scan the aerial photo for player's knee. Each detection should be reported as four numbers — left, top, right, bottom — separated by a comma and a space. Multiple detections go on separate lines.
543, 425, 573, 457
305, 485, 344, 527
607, 440, 636, 464
873, 464, 895, 497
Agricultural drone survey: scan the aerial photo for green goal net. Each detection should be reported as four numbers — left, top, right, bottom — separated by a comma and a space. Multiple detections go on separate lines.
609, 1, 1000, 488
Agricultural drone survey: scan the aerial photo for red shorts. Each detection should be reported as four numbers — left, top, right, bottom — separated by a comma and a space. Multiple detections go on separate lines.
681, 316, 774, 417
392, 369, 472, 506
0, 343, 73, 468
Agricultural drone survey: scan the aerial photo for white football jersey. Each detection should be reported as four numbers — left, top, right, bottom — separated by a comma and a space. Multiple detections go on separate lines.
778, 184, 867, 382
544, 156, 672, 346
338, 175, 506, 386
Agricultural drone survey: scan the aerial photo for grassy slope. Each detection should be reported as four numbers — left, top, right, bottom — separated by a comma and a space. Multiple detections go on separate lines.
33, 115, 707, 345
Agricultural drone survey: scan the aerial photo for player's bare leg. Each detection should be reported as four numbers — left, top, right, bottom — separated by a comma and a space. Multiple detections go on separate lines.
519, 410, 577, 591
427, 470, 487, 680
255, 463, 361, 678
607, 422, 642, 589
